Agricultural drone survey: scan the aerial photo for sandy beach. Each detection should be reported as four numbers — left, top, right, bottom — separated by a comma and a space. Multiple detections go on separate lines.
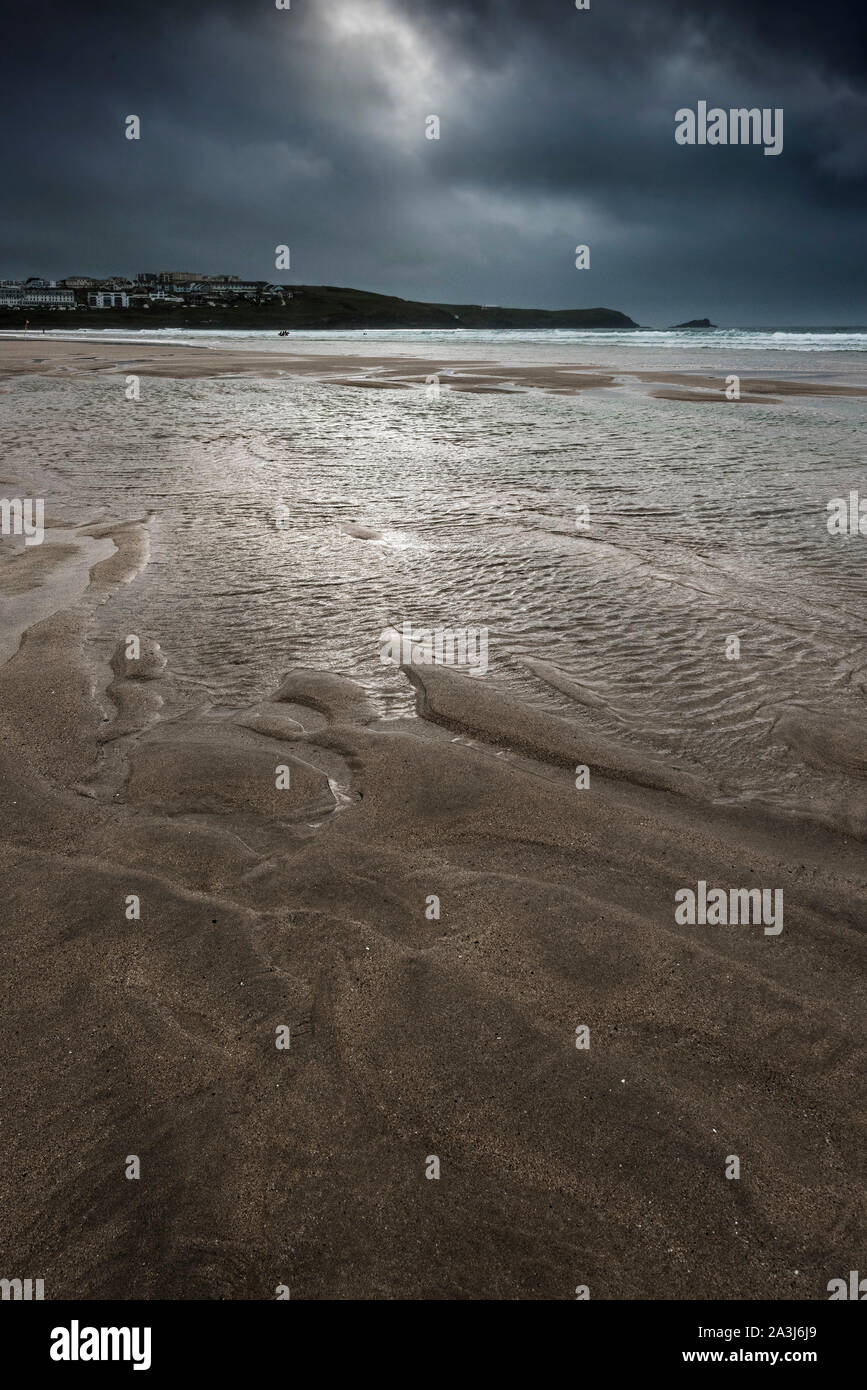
1, 337, 864, 1300
3, 336, 867, 400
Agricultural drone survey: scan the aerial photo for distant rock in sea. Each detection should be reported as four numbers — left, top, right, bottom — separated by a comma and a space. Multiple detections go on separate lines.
671, 318, 717, 328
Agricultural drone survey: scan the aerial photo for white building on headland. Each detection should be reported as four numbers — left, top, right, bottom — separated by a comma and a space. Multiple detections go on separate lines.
23, 285, 76, 306
88, 291, 130, 308
0, 282, 75, 307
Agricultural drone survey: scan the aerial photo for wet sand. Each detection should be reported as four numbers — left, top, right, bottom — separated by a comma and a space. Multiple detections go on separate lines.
0, 341, 864, 1300
1, 336, 866, 398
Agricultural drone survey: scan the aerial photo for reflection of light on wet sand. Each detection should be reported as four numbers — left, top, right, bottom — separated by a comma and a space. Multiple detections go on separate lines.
0, 340, 865, 828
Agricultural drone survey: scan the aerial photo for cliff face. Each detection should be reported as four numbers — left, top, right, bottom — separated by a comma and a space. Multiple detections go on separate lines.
0, 285, 638, 331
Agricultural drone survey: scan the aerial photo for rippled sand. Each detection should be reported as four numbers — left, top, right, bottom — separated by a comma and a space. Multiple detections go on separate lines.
0, 339, 864, 1299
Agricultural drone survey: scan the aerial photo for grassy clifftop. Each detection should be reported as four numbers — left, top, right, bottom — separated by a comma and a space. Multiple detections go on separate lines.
1, 284, 637, 331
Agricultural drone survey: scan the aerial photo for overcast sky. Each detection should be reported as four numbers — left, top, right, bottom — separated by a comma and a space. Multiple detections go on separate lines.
3, 0, 865, 324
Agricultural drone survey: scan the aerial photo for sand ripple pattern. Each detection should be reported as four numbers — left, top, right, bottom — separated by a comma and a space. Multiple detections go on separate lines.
1, 370, 865, 829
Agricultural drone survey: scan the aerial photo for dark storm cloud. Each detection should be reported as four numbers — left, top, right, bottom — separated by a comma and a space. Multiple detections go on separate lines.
1, 0, 865, 322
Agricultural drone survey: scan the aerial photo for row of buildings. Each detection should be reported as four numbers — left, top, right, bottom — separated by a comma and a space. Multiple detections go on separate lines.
0, 273, 293, 311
